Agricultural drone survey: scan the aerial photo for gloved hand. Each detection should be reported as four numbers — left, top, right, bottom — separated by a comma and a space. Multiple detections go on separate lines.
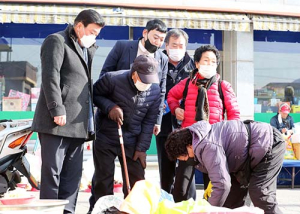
108, 105, 123, 126
133, 151, 147, 169
203, 181, 213, 201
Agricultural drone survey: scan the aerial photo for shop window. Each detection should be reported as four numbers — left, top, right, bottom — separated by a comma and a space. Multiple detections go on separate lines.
0, 23, 129, 111
254, 30, 300, 113
0, 23, 222, 112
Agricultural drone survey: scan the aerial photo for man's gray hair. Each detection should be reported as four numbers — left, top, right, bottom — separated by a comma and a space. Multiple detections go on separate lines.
164, 29, 189, 45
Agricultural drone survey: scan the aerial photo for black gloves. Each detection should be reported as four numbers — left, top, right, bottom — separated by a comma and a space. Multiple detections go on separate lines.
108, 105, 123, 126
133, 151, 147, 169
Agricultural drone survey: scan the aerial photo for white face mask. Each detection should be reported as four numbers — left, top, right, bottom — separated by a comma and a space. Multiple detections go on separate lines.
198, 65, 217, 79
134, 80, 151, 91
80, 34, 96, 48
168, 48, 185, 62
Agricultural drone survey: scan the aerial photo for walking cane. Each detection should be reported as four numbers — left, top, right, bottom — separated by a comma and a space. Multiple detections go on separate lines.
118, 126, 131, 194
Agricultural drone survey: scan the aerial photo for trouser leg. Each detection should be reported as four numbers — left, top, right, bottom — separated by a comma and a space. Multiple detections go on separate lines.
118, 146, 145, 197
88, 175, 96, 213
39, 133, 84, 214
249, 131, 285, 214
59, 140, 84, 214
156, 135, 176, 193
92, 143, 116, 203
88, 140, 97, 212
223, 174, 248, 209
172, 160, 196, 202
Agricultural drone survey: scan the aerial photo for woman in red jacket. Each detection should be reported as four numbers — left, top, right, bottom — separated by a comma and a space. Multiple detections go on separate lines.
167, 44, 240, 200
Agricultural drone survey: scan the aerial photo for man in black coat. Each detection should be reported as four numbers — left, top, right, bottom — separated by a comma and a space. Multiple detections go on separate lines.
156, 29, 196, 202
88, 19, 168, 212
100, 19, 168, 135
31, 10, 105, 214
91, 55, 161, 207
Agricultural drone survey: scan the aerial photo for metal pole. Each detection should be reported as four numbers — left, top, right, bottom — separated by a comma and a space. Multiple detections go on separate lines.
118, 127, 131, 194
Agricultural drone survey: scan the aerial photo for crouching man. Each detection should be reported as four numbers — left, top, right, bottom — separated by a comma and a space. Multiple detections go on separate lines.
91, 55, 161, 208
165, 120, 285, 214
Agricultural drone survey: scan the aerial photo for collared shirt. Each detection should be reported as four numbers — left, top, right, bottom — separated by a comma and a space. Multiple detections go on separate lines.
137, 40, 155, 58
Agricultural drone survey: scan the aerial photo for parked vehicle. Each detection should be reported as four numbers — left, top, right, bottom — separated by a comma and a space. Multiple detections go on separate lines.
0, 119, 39, 195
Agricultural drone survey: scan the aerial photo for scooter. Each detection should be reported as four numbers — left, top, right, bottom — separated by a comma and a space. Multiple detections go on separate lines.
0, 119, 40, 195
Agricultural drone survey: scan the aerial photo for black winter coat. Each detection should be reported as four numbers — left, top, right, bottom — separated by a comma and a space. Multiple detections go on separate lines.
100, 39, 168, 125
93, 70, 161, 152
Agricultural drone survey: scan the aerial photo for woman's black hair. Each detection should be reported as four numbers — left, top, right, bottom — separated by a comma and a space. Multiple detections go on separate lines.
165, 128, 193, 161
193, 44, 220, 65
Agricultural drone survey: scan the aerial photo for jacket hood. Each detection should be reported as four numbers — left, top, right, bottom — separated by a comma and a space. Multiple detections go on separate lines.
187, 121, 212, 147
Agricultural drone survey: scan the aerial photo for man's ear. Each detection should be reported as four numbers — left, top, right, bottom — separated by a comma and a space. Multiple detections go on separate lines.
132, 71, 138, 83
142, 29, 148, 39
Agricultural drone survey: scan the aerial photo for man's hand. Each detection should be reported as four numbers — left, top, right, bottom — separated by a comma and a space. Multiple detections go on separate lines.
175, 107, 184, 121
108, 105, 123, 126
54, 115, 66, 126
153, 124, 161, 136
133, 151, 147, 169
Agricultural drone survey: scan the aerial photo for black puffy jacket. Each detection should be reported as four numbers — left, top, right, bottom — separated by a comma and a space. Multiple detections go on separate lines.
93, 70, 161, 152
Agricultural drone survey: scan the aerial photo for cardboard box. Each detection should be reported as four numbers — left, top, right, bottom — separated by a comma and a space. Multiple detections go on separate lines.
292, 143, 300, 160
2, 97, 22, 111
8, 89, 30, 111
291, 105, 300, 113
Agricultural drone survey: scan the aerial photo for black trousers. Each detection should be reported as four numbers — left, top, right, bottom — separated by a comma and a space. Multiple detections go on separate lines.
89, 142, 145, 211
39, 133, 84, 214
156, 135, 196, 202
223, 128, 285, 214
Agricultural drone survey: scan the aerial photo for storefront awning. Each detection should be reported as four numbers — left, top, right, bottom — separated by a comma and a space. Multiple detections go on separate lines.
252, 15, 300, 32
0, 3, 251, 31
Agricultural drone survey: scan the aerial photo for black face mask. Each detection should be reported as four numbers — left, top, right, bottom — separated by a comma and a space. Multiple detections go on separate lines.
144, 39, 159, 53
186, 157, 199, 166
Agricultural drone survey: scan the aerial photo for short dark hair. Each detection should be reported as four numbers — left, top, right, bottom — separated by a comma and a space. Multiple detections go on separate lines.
165, 128, 193, 161
145, 19, 167, 33
194, 45, 220, 65
165, 28, 189, 45
74, 9, 105, 28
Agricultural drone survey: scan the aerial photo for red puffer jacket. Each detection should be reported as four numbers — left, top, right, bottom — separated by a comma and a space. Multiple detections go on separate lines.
167, 74, 240, 127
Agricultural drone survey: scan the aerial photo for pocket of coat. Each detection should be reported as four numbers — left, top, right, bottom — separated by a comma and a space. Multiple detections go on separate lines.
61, 84, 70, 102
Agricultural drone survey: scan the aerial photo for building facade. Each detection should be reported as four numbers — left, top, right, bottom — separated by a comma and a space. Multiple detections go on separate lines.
1, 0, 300, 119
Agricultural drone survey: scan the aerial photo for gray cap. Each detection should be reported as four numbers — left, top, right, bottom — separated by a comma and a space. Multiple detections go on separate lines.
131, 55, 159, 84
